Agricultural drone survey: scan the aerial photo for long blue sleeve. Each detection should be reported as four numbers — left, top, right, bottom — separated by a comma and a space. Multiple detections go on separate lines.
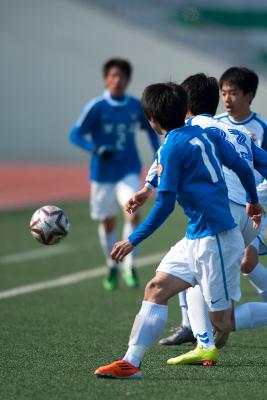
69, 101, 98, 153
128, 191, 176, 246
251, 140, 267, 179
69, 126, 96, 152
231, 157, 258, 203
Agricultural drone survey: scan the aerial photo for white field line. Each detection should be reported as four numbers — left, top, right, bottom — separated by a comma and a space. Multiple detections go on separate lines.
0, 252, 165, 300
0, 245, 72, 265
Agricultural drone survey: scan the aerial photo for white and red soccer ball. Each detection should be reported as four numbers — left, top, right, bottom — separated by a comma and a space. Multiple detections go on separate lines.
30, 205, 70, 245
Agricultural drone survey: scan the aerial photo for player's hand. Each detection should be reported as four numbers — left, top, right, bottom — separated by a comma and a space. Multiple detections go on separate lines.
246, 202, 263, 230
111, 240, 134, 262
125, 186, 152, 214
95, 145, 115, 159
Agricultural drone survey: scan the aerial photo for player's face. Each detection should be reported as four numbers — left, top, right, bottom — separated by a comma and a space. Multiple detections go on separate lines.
104, 67, 129, 97
221, 83, 253, 117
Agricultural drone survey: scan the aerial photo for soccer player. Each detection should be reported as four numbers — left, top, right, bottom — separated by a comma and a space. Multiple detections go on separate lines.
215, 67, 267, 301
94, 82, 262, 379
69, 58, 159, 290
142, 73, 267, 347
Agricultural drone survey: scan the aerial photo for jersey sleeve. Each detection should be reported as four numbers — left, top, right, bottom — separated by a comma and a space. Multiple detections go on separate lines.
157, 143, 181, 193
145, 158, 158, 189
261, 125, 267, 152
69, 101, 99, 152
251, 141, 267, 179
257, 179, 267, 204
213, 133, 240, 169
128, 191, 176, 246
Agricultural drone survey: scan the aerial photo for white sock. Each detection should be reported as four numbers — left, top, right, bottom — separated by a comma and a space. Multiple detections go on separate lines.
98, 225, 117, 269
122, 221, 136, 270
235, 302, 267, 330
246, 263, 267, 301
178, 291, 191, 328
123, 301, 168, 367
186, 286, 215, 349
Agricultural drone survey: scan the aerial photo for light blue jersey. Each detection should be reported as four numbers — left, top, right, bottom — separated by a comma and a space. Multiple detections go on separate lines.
157, 125, 238, 239
69, 91, 159, 183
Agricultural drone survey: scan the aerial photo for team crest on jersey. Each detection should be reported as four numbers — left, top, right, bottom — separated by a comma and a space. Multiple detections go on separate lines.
157, 163, 163, 177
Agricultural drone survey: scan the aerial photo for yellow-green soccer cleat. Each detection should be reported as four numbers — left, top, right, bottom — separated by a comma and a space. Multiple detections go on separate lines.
122, 269, 140, 288
167, 345, 219, 366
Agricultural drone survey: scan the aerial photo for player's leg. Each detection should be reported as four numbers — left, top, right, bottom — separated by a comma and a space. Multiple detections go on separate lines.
95, 239, 193, 378
242, 244, 267, 301
167, 227, 244, 365
158, 290, 195, 345
237, 210, 267, 301
90, 181, 119, 290
116, 174, 141, 287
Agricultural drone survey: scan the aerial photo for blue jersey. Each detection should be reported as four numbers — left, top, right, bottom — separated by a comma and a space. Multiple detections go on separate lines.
69, 90, 159, 183
157, 125, 238, 239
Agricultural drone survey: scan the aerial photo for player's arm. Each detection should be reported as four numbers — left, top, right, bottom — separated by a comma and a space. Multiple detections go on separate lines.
69, 102, 98, 152
140, 112, 160, 153
260, 126, 267, 152
111, 145, 180, 262
215, 135, 262, 228
251, 140, 267, 178
125, 157, 159, 214
111, 191, 176, 261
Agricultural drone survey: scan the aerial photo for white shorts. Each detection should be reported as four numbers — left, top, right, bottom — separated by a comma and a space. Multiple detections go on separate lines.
90, 174, 140, 221
229, 201, 259, 247
157, 228, 245, 312
251, 214, 267, 255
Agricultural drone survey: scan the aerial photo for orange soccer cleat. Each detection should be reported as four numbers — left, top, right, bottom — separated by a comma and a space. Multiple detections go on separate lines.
94, 359, 142, 379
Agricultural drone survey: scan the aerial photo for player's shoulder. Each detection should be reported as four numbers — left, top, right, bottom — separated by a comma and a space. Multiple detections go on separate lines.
82, 95, 105, 113
214, 112, 228, 121
170, 124, 203, 146
253, 113, 267, 129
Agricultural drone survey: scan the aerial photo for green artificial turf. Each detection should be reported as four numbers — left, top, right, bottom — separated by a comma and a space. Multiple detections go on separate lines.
0, 201, 267, 399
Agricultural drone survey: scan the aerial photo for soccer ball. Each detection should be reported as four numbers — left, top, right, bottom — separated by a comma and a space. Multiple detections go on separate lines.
30, 205, 70, 245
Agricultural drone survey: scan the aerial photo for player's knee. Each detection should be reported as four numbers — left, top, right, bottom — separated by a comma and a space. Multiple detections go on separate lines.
102, 218, 116, 233
144, 278, 168, 304
210, 314, 233, 333
241, 257, 255, 274
241, 248, 258, 274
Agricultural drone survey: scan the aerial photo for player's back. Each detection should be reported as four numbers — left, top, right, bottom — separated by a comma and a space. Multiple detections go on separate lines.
189, 114, 254, 206
159, 124, 237, 239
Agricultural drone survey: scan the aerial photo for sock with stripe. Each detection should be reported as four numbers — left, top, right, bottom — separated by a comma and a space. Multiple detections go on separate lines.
235, 302, 267, 330
186, 285, 215, 350
123, 301, 168, 367
245, 263, 267, 301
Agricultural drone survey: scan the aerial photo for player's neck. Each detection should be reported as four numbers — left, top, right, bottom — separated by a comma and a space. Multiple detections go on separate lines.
228, 108, 252, 123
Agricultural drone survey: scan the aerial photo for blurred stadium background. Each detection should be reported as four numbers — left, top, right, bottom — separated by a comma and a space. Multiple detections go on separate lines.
1, 0, 267, 208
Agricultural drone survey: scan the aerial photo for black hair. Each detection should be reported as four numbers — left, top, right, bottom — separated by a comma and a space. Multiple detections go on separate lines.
181, 73, 219, 116
219, 67, 258, 96
102, 58, 132, 81
141, 82, 187, 131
